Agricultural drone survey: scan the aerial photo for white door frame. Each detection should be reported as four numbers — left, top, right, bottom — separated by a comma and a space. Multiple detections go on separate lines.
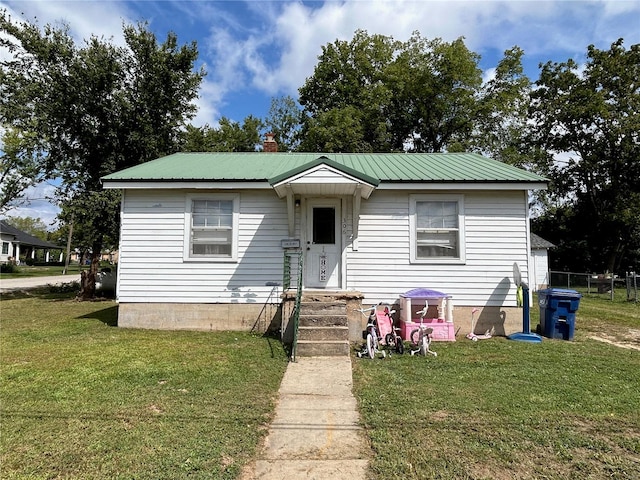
304, 198, 342, 289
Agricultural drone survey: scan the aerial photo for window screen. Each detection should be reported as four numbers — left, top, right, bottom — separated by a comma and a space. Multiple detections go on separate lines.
191, 199, 233, 256
415, 201, 459, 258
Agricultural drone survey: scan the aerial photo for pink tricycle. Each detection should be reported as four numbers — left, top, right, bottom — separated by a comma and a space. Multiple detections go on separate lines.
355, 303, 404, 358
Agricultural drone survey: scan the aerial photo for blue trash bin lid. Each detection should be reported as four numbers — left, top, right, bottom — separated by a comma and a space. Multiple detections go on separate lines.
400, 288, 449, 298
544, 288, 582, 298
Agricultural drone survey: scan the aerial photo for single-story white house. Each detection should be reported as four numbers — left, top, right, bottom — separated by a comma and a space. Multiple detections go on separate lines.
0, 220, 62, 265
101, 147, 547, 346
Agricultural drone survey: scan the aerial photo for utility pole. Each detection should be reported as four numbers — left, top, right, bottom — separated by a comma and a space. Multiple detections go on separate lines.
62, 214, 74, 275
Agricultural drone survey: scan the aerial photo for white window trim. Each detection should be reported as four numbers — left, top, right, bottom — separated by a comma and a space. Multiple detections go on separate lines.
183, 193, 239, 262
409, 194, 466, 264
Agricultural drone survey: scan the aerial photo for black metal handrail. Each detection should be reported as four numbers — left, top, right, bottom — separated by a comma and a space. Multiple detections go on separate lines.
250, 282, 281, 334
283, 250, 303, 361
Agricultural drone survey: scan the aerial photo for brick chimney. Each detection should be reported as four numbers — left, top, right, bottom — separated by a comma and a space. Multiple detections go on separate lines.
263, 132, 278, 153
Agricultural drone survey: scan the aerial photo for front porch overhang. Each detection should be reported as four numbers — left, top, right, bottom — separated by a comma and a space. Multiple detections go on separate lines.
269, 156, 379, 200
269, 157, 380, 238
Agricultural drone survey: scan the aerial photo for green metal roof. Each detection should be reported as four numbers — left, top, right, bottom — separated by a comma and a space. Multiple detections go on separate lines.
101, 152, 546, 184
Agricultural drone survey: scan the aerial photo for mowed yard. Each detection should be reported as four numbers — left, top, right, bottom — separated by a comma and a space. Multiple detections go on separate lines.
0, 288, 289, 479
352, 294, 640, 479
1, 287, 639, 479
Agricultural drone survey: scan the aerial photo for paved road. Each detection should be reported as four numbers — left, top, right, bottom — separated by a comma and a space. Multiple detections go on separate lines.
0, 274, 81, 293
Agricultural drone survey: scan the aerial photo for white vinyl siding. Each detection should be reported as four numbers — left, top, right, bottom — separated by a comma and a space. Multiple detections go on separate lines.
345, 190, 529, 307
116, 188, 530, 309
117, 190, 288, 303
531, 249, 550, 291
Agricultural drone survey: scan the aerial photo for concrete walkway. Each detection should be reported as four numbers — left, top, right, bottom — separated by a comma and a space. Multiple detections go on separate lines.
242, 356, 370, 479
0, 274, 80, 293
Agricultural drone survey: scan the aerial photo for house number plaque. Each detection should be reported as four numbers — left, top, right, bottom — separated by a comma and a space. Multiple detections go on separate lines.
281, 239, 300, 248
319, 253, 327, 282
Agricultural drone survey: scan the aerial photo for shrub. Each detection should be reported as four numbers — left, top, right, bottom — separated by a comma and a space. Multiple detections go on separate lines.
0, 262, 19, 273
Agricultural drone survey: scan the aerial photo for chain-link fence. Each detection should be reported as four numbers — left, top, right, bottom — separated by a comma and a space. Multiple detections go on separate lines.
549, 271, 638, 302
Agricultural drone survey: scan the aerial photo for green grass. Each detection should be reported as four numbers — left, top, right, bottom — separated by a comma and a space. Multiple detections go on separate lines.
574, 293, 639, 328
0, 290, 288, 479
0, 264, 86, 278
352, 295, 640, 479
2, 290, 638, 479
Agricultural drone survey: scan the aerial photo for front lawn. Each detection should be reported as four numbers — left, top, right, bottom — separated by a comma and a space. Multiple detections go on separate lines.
2, 288, 638, 479
0, 290, 288, 479
352, 295, 640, 479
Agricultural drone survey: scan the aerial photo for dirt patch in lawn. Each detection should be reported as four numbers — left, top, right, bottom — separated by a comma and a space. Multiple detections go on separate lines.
589, 328, 640, 351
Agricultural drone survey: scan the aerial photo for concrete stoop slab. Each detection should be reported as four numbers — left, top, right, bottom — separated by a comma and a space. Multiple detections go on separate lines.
298, 314, 348, 327
297, 326, 349, 341
295, 340, 350, 357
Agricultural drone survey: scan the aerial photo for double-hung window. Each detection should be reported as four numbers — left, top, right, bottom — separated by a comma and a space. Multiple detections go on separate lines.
184, 194, 239, 261
410, 195, 465, 263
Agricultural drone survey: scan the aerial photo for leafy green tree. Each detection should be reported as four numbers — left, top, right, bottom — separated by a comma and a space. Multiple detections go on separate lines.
181, 116, 262, 152
464, 46, 533, 167
299, 106, 369, 153
215, 116, 262, 152
530, 39, 640, 273
0, 128, 44, 211
392, 35, 483, 152
1, 12, 203, 297
298, 30, 398, 152
57, 191, 121, 263
264, 96, 302, 152
298, 31, 488, 153
3, 215, 48, 240
181, 124, 211, 152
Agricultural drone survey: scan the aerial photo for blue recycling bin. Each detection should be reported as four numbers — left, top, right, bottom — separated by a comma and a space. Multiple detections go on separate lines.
537, 288, 581, 340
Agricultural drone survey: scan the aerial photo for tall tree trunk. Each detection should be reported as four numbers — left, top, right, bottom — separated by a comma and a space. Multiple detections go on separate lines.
78, 245, 101, 300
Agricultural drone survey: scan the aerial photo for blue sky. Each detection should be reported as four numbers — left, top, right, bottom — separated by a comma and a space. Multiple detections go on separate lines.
2, 0, 640, 226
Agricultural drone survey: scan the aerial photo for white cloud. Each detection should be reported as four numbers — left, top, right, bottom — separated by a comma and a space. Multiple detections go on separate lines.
192, 76, 224, 127
1, 0, 132, 46
221, 0, 640, 100
600, 0, 640, 16
482, 67, 497, 85
2, 181, 60, 229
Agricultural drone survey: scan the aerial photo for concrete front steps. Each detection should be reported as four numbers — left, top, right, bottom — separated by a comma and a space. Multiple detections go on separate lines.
295, 300, 350, 357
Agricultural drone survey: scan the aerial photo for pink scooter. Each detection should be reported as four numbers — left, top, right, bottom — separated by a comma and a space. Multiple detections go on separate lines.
466, 308, 493, 341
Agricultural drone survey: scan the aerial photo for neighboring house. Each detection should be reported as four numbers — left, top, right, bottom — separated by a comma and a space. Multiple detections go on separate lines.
0, 220, 62, 264
68, 249, 120, 264
102, 150, 547, 339
530, 232, 555, 291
